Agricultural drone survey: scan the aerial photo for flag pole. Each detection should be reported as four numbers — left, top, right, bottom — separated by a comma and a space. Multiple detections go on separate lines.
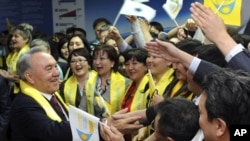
113, 0, 127, 26
113, 14, 121, 26
173, 19, 180, 27
215, 0, 226, 14
96, 91, 111, 117
148, 69, 156, 89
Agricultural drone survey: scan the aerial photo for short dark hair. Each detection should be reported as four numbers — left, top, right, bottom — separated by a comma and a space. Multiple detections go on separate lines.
122, 48, 148, 66
92, 44, 119, 72
67, 34, 91, 53
150, 21, 164, 32
68, 47, 92, 69
202, 68, 250, 126
196, 44, 227, 67
155, 98, 199, 141
176, 39, 202, 55
57, 37, 69, 59
92, 18, 111, 29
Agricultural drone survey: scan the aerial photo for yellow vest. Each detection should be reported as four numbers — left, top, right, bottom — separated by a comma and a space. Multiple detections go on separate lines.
20, 80, 68, 122
85, 71, 127, 116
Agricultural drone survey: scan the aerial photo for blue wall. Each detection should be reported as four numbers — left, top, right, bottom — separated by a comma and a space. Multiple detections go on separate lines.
0, 0, 200, 41
85, 0, 199, 41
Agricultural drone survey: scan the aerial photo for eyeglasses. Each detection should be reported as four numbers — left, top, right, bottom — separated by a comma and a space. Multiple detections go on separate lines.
70, 59, 87, 65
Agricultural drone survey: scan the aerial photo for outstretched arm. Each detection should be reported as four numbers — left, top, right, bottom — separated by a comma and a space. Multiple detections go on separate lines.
190, 2, 237, 56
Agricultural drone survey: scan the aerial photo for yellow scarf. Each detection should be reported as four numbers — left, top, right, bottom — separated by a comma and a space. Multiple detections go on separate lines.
169, 79, 194, 100
85, 71, 127, 116
64, 70, 94, 106
6, 44, 29, 75
7, 44, 30, 94
155, 68, 175, 95
64, 74, 78, 106
20, 80, 69, 122
123, 74, 149, 111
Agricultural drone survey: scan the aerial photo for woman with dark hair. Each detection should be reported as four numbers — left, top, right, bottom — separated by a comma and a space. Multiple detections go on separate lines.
59, 47, 93, 107
57, 37, 69, 77
121, 48, 150, 141
64, 34, 91, 79
67, 34, 91, 54
79, 44, 130, 118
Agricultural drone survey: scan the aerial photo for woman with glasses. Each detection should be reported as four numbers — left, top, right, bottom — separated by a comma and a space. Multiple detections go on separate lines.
79, 44, 130, 118
64, 34, 91, 80
59, 47, 93, 107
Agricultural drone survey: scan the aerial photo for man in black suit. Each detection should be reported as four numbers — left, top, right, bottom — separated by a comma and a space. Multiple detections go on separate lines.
10, 47, 72, 141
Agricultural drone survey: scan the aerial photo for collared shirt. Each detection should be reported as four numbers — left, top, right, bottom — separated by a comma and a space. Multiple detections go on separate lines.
42, 92, 69, 121
188, 44, 245, 74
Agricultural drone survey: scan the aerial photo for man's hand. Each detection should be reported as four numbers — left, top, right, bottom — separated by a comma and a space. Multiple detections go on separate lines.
107, 108, 144, 134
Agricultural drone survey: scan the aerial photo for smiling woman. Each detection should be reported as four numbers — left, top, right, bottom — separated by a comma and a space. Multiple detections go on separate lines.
78, 44, 130, 119
59, 47, 93, 107
4, 23, 33, 97
121, 48, 150, 141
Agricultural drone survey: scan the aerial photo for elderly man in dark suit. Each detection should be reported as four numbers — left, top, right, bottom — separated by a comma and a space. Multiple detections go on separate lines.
10, 47, 72, 141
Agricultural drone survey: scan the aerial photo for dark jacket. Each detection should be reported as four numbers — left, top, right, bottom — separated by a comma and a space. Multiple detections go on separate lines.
0, 76, 11, 141
10, 92, 72, 141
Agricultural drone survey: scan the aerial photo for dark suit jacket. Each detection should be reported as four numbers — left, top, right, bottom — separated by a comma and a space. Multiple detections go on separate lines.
10, 92, 72, 141
0, 76, 10, 141
193, 49, 250, 84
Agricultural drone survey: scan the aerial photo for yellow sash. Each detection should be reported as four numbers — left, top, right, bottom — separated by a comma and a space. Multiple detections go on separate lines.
7, 44, 30, 94
123, 74, 150, 111
20, 80, 69, 122
64, 70, 95, 106
169, 80, 194, 100
155, 68, 175, 95
6, 44, 29, 75
85, 71, 127, 116
64, 68, 71, 80
64, 75, 78, 106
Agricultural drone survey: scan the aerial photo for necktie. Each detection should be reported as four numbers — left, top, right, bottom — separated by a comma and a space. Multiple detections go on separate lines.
50, 95, 64, 114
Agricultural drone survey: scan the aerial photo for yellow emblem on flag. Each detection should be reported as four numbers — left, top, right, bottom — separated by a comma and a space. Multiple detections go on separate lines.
204, 0, 242, 26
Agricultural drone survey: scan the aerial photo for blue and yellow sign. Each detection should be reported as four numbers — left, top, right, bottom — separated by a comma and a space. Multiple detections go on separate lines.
204, 0, 242, 26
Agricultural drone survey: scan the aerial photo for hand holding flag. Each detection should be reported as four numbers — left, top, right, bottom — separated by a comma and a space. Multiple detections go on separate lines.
114, 0, 156, 25
162, 0, 183, 27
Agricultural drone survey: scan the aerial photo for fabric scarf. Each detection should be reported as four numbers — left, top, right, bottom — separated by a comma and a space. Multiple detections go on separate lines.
6, 44, 30, 94
20, 80, 69, 122
64, 74, 78, 106
85, 71, 126, 116
122, 74, 149, 112
155, 68, 175, 95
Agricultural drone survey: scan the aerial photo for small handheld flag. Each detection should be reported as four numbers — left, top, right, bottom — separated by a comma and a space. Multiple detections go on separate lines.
162, 0, 183, 27
114, 0, 156, 25
69, 105, 100, 141
204, 0, 242, 26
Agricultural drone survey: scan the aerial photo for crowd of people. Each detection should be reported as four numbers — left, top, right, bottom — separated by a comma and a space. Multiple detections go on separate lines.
1, 2, 250, 141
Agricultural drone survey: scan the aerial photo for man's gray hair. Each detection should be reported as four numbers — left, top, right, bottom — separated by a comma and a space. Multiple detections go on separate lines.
16, 47, 46, 81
